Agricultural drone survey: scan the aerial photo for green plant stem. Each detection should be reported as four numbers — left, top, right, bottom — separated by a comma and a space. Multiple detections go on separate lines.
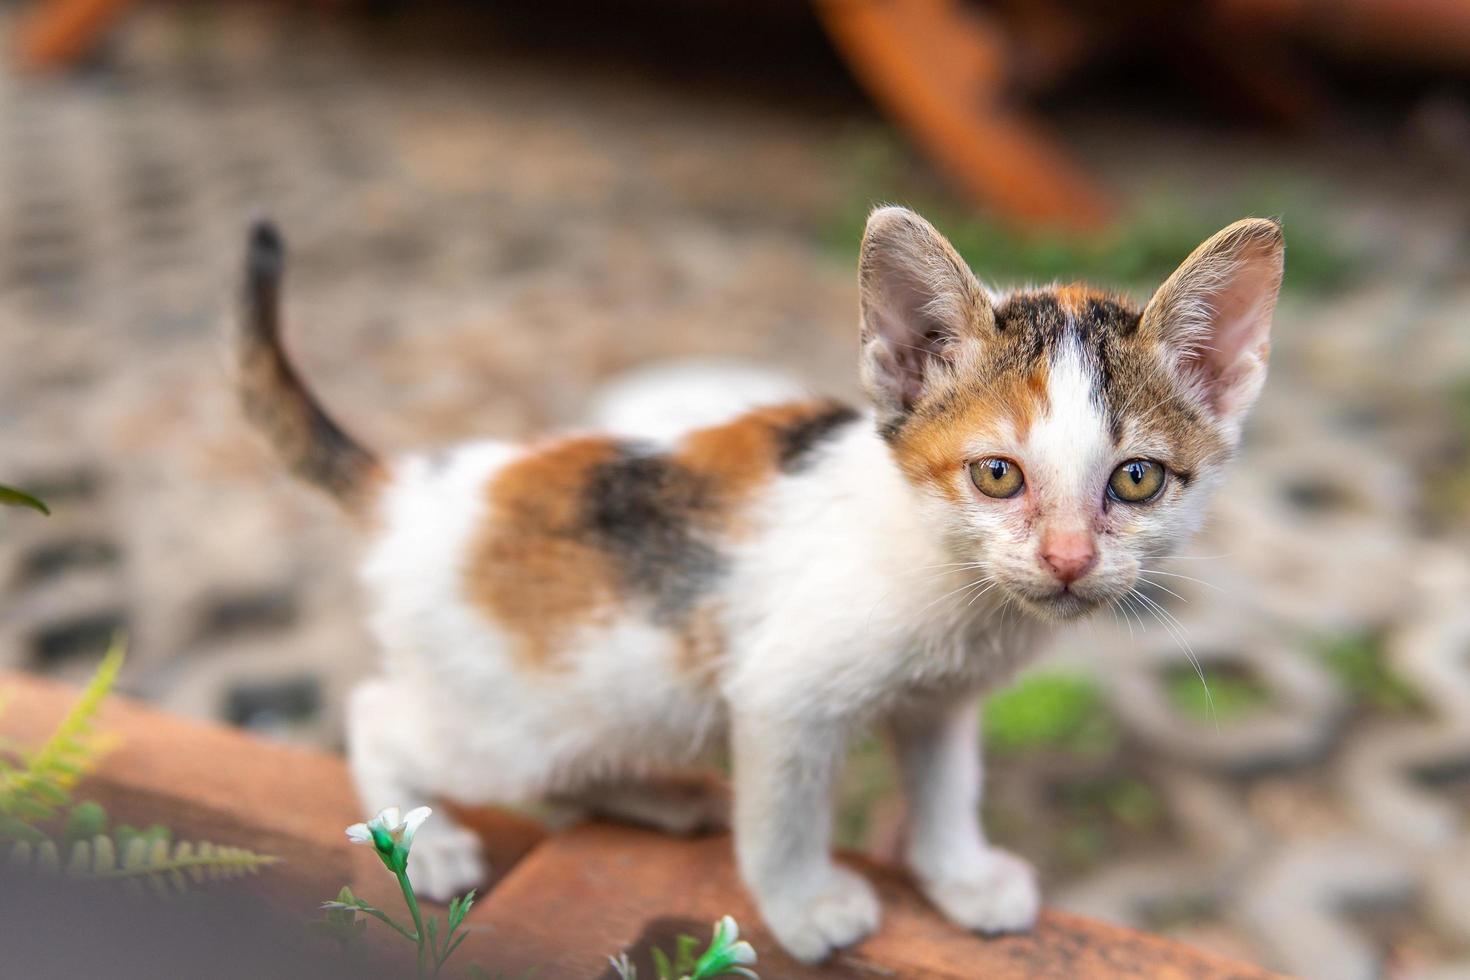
395, 868, 428, 976
349, 904, 418, 944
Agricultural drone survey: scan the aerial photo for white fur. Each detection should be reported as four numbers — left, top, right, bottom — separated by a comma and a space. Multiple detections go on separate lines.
361, 442, 723, 803
587, 358, 808, 442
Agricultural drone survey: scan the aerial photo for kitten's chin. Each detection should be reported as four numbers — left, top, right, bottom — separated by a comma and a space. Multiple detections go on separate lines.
1011, 587, 1104, 623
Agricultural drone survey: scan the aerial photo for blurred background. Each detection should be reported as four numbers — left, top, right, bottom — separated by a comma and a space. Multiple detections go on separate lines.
0, 2, 1467, 977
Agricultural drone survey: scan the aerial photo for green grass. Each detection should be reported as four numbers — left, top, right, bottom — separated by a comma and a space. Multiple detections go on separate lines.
825, 132, 1357, 294
1318, 632, 1422, 714
983, 673, 1119, 755
1051, 775, 1165, 873
834, 735, 897, 850
1163, 663, 1272, 724
833, 671, 1124, 849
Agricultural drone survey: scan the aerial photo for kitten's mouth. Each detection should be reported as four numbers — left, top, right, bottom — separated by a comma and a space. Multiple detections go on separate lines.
1011, 584, 1105, 622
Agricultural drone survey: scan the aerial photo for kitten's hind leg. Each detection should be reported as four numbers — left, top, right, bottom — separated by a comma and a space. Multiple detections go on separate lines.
347, 679, 486, 901
549, 772, 731, 835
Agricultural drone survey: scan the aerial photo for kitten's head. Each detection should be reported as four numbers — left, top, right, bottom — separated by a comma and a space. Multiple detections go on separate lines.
859, 207, 1283, 622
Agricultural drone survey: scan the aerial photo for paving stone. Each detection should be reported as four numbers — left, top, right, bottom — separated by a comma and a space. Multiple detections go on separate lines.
1098, 602, 1348, 774
1238, 839, 1418, 980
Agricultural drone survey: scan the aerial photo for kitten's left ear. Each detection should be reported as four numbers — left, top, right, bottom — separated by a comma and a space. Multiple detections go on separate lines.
858, 207, 992, 432
1142, 217, 1284, 435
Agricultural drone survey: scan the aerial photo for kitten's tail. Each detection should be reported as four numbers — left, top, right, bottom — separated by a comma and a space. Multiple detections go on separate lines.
236, 221, 385, 518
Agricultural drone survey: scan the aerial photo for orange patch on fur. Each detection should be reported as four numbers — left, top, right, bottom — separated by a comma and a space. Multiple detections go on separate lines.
466, 436, 623, 667
464, 401, 854, 669
674, 400, 851, 526
892, 367, 1050, 500
1053, 282, 1098, 314
1053, 282, 1132, 322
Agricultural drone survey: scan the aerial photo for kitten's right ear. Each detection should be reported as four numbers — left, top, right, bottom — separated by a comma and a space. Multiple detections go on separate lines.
1141, 217, 1284, 438
859, 206, 992, 431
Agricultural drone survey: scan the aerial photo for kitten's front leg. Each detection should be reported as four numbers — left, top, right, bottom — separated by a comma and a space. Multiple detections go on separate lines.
348, 680, 485, 901
891, 700, 1039, 934
732, 710, 880, 963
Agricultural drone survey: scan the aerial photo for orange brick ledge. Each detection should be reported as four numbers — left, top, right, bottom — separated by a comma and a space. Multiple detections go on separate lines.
0, 670, 1277, 978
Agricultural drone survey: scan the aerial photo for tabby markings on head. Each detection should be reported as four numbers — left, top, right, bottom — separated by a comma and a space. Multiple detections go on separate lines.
887, 286, 1218, 499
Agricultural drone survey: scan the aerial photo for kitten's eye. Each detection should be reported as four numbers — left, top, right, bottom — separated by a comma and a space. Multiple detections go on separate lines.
1108, 459, 1166, 503
970, 458, 1024, 499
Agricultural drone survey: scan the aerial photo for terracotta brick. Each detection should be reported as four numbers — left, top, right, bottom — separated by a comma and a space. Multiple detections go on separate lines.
0, 671, 544, 911
467, 823, 1279, 979
0, 670, 1275, 976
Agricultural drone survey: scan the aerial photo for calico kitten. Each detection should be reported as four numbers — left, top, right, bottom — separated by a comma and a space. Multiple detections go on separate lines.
236, 208, 1283, 963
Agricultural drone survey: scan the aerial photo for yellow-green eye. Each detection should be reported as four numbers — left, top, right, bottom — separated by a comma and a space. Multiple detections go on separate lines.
1108, 459, 1166, 503
970, 458, 1024, 499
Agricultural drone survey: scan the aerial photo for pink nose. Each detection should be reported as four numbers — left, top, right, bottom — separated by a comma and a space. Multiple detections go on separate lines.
1040, 531, 1097, 584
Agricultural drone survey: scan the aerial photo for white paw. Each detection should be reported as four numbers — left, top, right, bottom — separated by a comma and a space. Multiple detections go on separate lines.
760, 865, 881, 964
921, 848, 1039, 935
406, 821, 486, 902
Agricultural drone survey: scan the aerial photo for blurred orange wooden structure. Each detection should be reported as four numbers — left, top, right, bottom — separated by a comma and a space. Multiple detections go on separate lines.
14, 0, 1470, 231
812, 0, 1112, 231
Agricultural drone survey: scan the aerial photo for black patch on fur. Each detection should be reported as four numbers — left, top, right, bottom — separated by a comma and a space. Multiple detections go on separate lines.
995, 295, 1065, 360
989, 291, 1157, 441
1078, 300, 1144, 440
878, 415, 907, 445
775, 403, 860, 473
582, 446, 725, 624
1084, 297, 1141, 338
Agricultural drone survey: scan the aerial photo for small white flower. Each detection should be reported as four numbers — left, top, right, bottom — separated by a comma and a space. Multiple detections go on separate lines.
345, 821, 376, 845
608, 951, 637, 980
696, 915, 758, 979
345, 805, 432, 852
712, 915, 739, 947
728, 940, 756, 966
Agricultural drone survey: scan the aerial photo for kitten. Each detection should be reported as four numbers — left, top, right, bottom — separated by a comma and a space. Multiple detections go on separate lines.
236, 208, 1282, 963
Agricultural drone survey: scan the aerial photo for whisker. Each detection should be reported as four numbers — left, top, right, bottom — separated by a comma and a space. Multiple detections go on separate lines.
1139, 552, 1233, 562
905, 565, 989, 586
964, 580, 1002, 609
1122, 592, 1150, 632
952, 577, 995, 608
1137, 567, 1225, 594
1132, 575, 1189, 604
912, 575, 996, 619
1130, 587, 1218, 733
1111, 595, 1136, 641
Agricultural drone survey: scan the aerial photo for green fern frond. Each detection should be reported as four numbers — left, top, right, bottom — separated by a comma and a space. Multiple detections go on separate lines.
7, 834, 279, 893
0, 640, 124, 826
0, 483, 50, 514
0, 689, 17, 780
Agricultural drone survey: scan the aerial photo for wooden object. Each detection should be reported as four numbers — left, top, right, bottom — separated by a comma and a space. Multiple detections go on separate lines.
814, 0, 1112, 232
